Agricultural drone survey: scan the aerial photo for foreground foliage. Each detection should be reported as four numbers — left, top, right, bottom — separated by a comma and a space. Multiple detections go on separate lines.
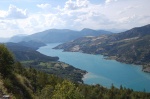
0, 44, 150, 99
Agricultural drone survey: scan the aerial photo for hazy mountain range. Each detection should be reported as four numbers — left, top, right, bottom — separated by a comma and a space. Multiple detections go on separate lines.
7, 28, 112, 43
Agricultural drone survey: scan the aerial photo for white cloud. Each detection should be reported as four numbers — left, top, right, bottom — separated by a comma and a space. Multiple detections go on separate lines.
5, 5, 28, 19
65, 0, 89, 10
37, 3, 51, 10
105, 0, 118, 4
76, 0, 89, 8
0, 10, 7, 18
0, 19, 23, 37
0, 0, 150, 37
57, 0, 114, 30
118, 6, 138, 15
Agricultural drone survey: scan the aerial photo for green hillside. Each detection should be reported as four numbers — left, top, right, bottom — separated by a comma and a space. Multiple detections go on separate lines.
4, 42, 86, 83
5, 42, 58, 61
55, 24, 150, 72
0, 44, 150, 99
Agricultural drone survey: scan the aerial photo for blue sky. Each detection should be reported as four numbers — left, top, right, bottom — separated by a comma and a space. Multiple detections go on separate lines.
0, 0, 150, 37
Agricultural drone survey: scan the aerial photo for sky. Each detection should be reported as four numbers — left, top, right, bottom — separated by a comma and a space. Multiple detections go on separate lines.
0, 0, 150, 38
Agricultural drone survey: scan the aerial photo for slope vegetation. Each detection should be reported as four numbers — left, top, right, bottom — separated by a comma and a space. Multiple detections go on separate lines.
5, 42, 58, 61
0, 44, 150, 99
4, 42, 86, 83
55, 24, 150, 72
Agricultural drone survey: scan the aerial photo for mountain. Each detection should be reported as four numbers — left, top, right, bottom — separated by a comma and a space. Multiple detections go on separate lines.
115, 24, 150, 40
54, 24, 150, 72
9, 34, 27, 43
80, 28, 111, 36
15, 28, 112, 43
107, 28, 127, 33
5, 42, 58, 61
4, 42, 86, 83
18, 40, 46, 50
23, 29, 78, 43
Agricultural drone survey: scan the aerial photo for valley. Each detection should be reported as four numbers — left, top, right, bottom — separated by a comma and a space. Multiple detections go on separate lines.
0, 0, 150, 98
38, 43, 150, 92
0, 24, 150, 98
4, 42, 86, 83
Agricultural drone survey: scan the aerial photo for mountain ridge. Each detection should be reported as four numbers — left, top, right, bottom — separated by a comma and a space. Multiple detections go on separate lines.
5, 42, 58, 61
8, 28, 112, 43
54, 24, 150, 72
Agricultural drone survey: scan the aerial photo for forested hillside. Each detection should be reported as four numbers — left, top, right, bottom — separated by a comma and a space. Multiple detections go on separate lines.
18, 40, 46, 50
5, 42, 57, 61
4, 42, 86, 83
0, 44, 150, 98
55, 24, 150, 72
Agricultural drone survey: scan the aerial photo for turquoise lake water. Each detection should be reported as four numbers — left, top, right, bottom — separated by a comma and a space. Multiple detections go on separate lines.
37, 43, 150, 92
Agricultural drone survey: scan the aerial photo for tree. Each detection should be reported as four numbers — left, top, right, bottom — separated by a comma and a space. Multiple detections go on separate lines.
52, 80, 84, 99
39, 85, 54, 99
37, 72, 48, 89
14, 62, 24, 74
0, 44, 14, 77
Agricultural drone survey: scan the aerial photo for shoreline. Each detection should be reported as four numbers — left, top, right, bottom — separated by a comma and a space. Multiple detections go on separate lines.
56, 48, 150, 73
40, 44, 150, 92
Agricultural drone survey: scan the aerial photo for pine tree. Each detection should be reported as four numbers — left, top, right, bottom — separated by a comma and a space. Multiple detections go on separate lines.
0, 44, 14, 77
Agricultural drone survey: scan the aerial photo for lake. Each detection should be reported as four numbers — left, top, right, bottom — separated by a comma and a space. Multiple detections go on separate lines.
37, 43, 150, 92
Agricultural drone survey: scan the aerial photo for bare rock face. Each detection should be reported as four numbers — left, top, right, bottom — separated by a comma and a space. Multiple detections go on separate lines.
71, 45, 80, 52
